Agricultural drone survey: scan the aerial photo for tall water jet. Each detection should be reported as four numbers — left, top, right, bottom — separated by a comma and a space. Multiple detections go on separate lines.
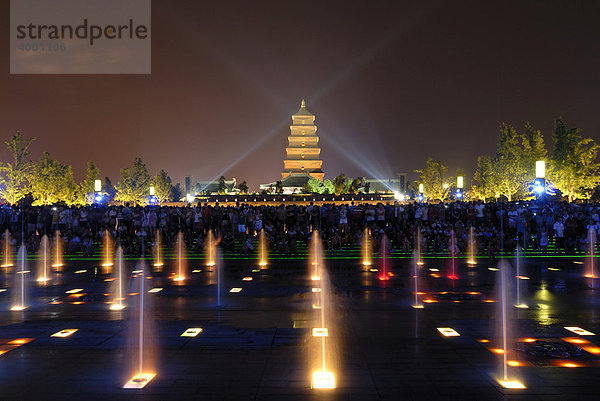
153, 229, 163, 272
52, 231, 64, 271
11, 245, 27, 311
1, 229, 13, 268
123, 261, 157, 388
378, 234, 390, 281
495, 260, 525, 389
110, 247, 126, 310
102, 230, 114, 274
362, 228, 371, 268
173, 231, 187, 282
36, 235, 51, 284
206, 230, 216, 267
258, 229, 268, 268
416, 228, 424, 266
585, 227, 598, 289
309, 231, 337, 390
447, 230, 458, 281
216, 247, 223, 307
467, 226, 477, 265
411, 249, 423, 308
311, 231, 321, 281
514, 246, 528, 308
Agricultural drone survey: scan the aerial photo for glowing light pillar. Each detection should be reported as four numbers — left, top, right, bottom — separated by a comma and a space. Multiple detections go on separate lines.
418, 183, 424, 202
456, 176, 464, 200
534, 161, 545, 198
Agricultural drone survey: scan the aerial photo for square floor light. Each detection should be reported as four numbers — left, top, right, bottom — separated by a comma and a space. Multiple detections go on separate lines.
312, 288, 322, 293
123, 373, 156, 389
51, 329, 78, 338
230, 288, 242, 293
242, 277, 253, 281
65, 288, 83, 294
437, 327, 460, 337
312, 371, 335, 389
75, 270, 87, 274
312, 328, 328, 337
564, 326, 595, 336
148, 288, 163, 293
181, 328, 203, 337
496, 379, 526, 389
192, 269, 202, 273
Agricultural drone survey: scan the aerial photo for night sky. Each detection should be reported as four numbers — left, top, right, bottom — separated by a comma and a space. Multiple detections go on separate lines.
1, 0, 599, 190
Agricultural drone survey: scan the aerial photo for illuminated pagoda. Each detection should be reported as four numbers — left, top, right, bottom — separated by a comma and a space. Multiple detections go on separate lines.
261, 99, 324, 194
282, 99, 324, 181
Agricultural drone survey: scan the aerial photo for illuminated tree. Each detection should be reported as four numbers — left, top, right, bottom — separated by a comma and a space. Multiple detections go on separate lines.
80, 160, 102, 204
30, 152, 79, 206
414, 158, 451, 200
322, 179, 334, 194
237, 180, 249, 194
115, 157, 151, 205
302, 178, 323, 194
520, 122, 548, 192
333, 173, 347, 196
0, 132, 35, 204
493, 123, 526, 201
217, 176, 227, 195
471, 155, 497, 201
152, 169, 174, 203
550, 117, 600, 201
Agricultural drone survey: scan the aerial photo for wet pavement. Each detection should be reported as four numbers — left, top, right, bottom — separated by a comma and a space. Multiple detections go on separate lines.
1, 254, 600, 400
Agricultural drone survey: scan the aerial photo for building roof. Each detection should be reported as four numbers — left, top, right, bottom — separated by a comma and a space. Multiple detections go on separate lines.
293, 99, 314, 117
281, 173, 312, 187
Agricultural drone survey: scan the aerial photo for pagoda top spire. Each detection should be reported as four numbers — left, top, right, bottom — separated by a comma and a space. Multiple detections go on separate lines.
294, 98, 313, 117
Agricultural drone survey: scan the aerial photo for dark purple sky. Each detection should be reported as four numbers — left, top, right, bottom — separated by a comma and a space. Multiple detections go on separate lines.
1, 0, 599, 190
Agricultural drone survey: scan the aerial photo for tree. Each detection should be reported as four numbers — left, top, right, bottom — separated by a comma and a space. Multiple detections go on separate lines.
414, 158, 450, 200
115, 157, 151, 205
172, 183, 183, 202
333, 173, 347, 196
322, 179, 334, 194
471, 155, 497, 201
550, 117, 600, 201
520, 122, 547, 193
0, 132, 35, 204
237, 180, 249, 194
104, 176, 116, 201
30, 152, 79, 206
348, 177, 363, 194
152, 169, 174, 203
217, 176, 227, 195
302, 178, 322, 194
275, 180, 283, 194
80, 160, 102, 204
493, 123, 526, 201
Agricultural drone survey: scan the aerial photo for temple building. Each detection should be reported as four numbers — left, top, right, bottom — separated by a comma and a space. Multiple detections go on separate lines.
260, 99, 324, 194
282, 99, 324, 181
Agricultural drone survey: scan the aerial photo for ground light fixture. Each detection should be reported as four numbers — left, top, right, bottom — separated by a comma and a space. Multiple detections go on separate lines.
564, 326, 595, 336
229, 288, 242, 293
437, 327, 460, 337
312, 328, 328, 337
180, 328, 203, 337
51, 329, 78, 337
312, 371, 335, 389
123, 373, 156, 389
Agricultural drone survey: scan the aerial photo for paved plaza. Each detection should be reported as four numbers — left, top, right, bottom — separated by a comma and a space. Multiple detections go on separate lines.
1, 251, 599, 400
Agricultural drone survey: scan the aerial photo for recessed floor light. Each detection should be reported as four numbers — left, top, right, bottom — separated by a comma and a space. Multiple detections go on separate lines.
437, 327, 460, 337
181, 328, 203, 337
51, 329, 78, 337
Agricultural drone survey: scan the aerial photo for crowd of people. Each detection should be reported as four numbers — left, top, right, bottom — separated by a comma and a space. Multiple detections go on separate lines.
1, 199, 599, 259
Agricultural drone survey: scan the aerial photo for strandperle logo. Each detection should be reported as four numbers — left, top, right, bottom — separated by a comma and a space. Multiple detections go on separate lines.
10, 0, 151, 74
15, 19, 149, 46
